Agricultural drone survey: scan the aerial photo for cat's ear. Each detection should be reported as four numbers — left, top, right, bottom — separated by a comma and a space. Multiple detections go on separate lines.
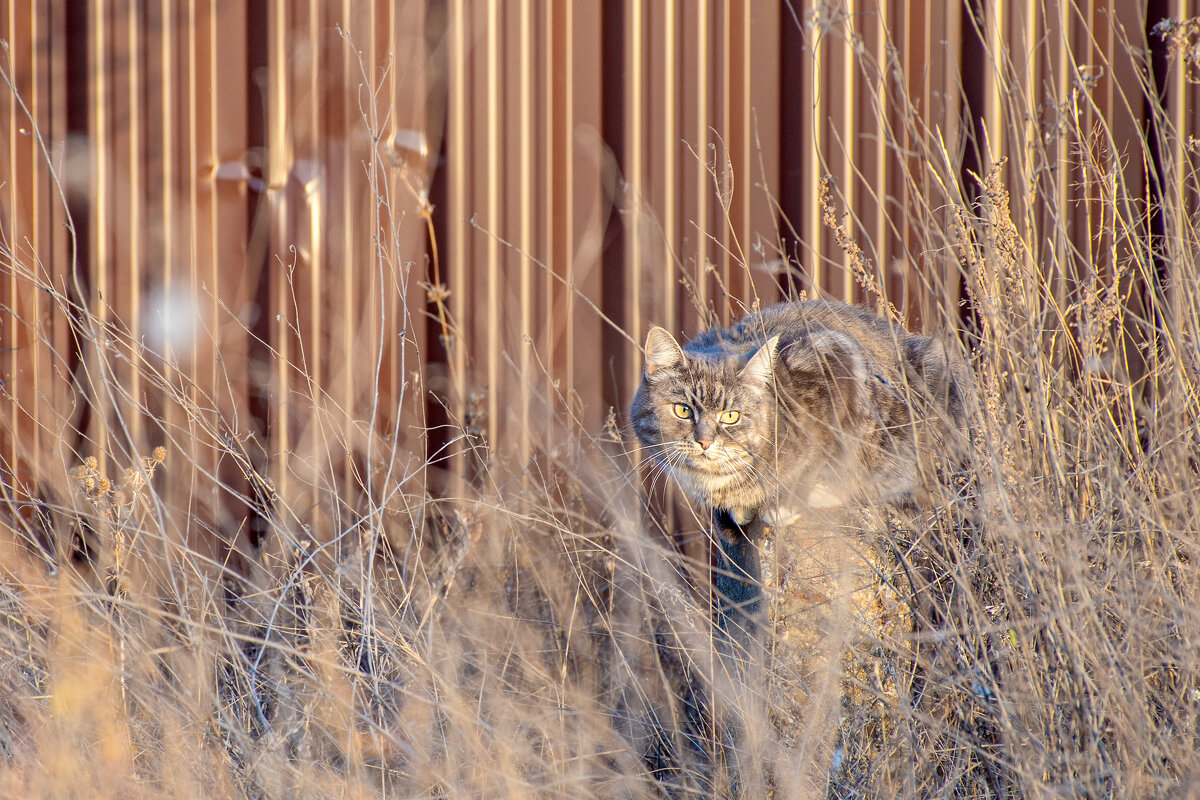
644, 327, 686, 375
740, 335, 779, 385
784, 330, 867, 384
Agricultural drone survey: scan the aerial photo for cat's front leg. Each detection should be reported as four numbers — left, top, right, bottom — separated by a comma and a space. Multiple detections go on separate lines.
714, 507, 770, 542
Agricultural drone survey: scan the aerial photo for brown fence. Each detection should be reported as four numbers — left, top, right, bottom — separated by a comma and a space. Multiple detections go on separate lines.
2, 1, 1197, 554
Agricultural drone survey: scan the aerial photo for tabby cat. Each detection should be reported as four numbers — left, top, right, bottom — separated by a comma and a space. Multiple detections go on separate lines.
630, 300, 969, 530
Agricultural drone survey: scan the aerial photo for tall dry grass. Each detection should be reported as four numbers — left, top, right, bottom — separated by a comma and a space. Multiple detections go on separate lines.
2, 9, 1200, 800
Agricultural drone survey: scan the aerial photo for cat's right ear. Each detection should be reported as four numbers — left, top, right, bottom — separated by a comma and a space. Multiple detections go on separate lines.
740, 335, 779, 385
643, 327, 685, 375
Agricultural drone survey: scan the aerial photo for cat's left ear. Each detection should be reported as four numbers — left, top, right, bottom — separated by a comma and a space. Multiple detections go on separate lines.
740, 335, 779, 385
644, 327, 686, 375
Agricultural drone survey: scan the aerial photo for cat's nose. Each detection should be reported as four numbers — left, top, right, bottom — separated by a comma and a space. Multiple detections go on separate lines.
697, 439, 714, 451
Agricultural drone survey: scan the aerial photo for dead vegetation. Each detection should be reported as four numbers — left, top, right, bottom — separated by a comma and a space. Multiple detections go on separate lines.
2, 9, 1199, 800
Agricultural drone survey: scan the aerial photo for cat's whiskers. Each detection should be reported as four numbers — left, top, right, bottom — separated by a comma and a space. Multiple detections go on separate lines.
631, 441, 697, 493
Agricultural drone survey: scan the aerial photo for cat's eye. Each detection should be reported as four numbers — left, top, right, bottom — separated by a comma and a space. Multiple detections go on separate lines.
671, 403, 693, 420
720, 410, 741, 425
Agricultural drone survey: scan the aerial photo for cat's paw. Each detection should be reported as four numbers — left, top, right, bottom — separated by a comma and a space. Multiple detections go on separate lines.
730, 507, 756, 526
806, 483, 846, 510
761, 504, 802, 528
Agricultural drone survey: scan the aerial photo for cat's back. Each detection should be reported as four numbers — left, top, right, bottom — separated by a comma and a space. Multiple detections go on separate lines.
699, 300, 912, 363
699, 299, 970, 429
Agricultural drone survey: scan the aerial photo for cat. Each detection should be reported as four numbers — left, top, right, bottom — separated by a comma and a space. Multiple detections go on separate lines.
630, 299, 970, 531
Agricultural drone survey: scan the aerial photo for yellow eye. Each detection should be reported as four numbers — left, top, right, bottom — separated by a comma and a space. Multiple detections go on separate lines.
720, 410, 740, 425
671, 403, 693, 420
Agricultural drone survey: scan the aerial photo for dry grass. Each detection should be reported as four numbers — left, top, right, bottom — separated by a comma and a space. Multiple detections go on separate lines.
2, 10, 1200, 800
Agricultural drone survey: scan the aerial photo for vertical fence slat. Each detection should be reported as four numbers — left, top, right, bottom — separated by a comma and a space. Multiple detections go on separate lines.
566, 1, 605, 435
484, 0, 500, 455
211, 0, 252, 551
87, 0, 106, 413
626, 0, 644, 360
266, 0, 295, 532
746, 0, 780, 311
443, 0, 468, 483
516, 0, 533, 464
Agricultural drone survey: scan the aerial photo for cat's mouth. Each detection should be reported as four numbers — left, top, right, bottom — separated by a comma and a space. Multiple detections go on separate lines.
677, 449, 741, 475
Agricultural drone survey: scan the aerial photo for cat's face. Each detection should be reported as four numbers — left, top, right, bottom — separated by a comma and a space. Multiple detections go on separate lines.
630, 327, 779, 512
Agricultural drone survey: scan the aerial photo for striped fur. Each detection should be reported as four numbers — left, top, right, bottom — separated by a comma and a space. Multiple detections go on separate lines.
630, 300, 970, 527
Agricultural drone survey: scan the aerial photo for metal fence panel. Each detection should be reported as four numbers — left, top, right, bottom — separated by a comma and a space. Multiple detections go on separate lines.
2, 0, 1196, 553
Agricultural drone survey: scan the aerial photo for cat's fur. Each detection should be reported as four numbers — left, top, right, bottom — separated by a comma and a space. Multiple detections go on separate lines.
630, 300, 969, 528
